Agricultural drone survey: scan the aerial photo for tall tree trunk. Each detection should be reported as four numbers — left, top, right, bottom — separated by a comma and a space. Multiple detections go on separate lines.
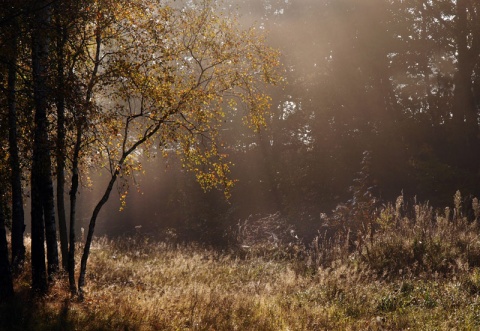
68, 127, 81, 294
73, 25, 102, 297
31, 0, 57, 291
44, 170, 59, 278
0, 190, 14, 301
7, 17, 26, 272
55, 5, 69, 272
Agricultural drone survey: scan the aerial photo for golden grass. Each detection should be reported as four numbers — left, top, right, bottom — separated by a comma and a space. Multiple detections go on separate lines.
3, 229, 480, 331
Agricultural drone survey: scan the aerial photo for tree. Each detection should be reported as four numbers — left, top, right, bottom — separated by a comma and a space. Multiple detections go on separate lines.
53, 0, 69, 271
2, 10, 26, 272
30, 0, 59, 292
51, 0, 97, 280
264, 0, 480, 210
72, 0, 281, 296
65, 0, 102, 293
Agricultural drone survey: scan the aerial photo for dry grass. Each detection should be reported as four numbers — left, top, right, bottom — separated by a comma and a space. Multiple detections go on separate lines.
3, 196, 480, 330
1, 240, 480, 330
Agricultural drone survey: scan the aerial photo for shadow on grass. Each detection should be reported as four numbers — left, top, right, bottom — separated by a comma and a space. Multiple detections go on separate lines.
0, 288, 73, 331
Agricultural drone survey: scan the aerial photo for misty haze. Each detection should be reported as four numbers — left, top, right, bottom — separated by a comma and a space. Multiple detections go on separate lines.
1, 0, 480, 329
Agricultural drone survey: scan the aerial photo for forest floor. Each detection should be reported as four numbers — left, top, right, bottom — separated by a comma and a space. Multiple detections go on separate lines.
2, 217, 480, 331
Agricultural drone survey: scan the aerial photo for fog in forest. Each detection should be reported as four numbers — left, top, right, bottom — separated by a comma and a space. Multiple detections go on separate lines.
4, 0, 480, 323
77, 0, 480, 245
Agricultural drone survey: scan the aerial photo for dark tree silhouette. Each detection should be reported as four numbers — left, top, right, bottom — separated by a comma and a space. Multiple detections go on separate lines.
5, 15, 26, 271
30, 0, 58, 292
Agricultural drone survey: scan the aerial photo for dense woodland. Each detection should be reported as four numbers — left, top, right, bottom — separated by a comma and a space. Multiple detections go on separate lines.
1, 0, 480, 305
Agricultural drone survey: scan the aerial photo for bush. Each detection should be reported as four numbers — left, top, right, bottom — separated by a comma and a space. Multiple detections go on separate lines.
313, 191, 480, 278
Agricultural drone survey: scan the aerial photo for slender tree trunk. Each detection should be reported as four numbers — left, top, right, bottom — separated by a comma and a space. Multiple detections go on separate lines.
55, 7, 69, 272
44, 173, 59, 278
30, 174, 47, 293
68, 127, 82, 294
75, 12, 168, 296
7, 17, 26, 272
74, 26, 103, 297
77, 117, 163, 297
77, 114, 164, 297
78, 172, 119, 298
31, 0, 57, 291
0, 190, 14, 301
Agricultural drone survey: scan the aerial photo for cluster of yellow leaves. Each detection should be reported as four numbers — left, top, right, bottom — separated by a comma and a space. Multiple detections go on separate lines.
84, 0, 282, 197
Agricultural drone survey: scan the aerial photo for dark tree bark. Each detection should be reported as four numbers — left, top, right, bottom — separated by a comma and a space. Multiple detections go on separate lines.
7, 16, 26, 272
0, 190, 14, 301
30, 0, 58, 291
44, 167, 59, 278
68, 129, 81, 294
54, 3, 69, 272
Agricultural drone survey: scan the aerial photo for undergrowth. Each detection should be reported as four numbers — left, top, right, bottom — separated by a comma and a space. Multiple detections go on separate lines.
2, 191, 480, 330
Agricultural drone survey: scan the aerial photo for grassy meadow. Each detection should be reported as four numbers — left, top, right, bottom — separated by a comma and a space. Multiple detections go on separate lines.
2, 195, 480, 330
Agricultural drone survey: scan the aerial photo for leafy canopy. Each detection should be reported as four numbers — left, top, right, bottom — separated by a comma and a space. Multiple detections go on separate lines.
84, 0, 281, 198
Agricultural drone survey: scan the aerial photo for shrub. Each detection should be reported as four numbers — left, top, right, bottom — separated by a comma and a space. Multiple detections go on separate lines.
310, 191, 480, 279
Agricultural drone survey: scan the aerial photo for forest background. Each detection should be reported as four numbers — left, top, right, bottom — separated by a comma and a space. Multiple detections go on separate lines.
103, 0, 480, 245
1, 0, 480, 297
